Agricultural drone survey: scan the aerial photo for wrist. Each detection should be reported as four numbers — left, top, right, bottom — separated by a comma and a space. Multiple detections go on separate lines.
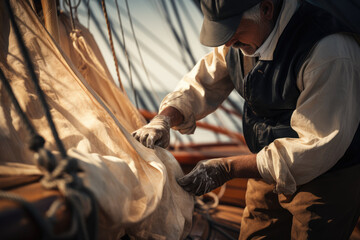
159, 106, 184, 127
153, 114, 171, 128
224, 154, 260, 179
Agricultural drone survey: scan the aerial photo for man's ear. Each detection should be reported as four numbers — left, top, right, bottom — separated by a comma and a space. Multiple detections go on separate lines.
260, 0, 274, 21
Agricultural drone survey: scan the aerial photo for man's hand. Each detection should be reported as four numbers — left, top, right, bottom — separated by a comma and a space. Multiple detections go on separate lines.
177, 158, 232, 196
132, 115, 171, 149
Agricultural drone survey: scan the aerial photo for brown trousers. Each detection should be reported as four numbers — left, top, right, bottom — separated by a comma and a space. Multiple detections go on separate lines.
239, 164, 360, 240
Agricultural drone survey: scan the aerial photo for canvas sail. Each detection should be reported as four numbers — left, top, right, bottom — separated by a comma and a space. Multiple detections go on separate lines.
0, 0, 193, 239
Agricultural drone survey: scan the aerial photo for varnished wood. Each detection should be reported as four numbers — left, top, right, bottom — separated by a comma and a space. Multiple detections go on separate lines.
0, 179, 71, 240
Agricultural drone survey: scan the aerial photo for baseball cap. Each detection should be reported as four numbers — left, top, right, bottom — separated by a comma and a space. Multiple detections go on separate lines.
200, 0, 262, 47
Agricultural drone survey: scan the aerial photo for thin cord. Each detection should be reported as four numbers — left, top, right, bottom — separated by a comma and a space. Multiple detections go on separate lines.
124, 0, 160, 104
101, 0, 125, 92
66, 0, 76, 30
115, 0, 138, 108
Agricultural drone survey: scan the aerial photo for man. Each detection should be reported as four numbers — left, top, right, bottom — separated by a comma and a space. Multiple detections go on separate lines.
132, 0, 360, 239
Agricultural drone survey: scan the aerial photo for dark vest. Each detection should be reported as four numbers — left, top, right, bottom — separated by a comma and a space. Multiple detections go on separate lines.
226, 2, 360, 170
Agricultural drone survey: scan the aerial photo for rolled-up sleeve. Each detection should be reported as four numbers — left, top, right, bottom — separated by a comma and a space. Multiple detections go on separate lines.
257, 34, 360, 195
159, 46, 234, 134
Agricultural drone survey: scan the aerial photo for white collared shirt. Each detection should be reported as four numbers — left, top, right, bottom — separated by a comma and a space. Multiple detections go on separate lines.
159, 0, 360, 194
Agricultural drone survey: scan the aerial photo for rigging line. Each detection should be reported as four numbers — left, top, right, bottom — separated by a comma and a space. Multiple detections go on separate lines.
213, 109, 244, 144
6, 0, 67, 159
177, 1, 201, 43
178, 1, 210, 55
100, 0, 125, 92
169, 0, 197, 65
107, 23, 158, 110
65, 0, 76, 30
115, 0, 138, 109
210, 112, 223, 142
0, 67, 45, 151
226, 97, 244, 116
107, 1, 184, 66
160, 0, 192, 70
86, 0, 90, 29
77, 5, 184, 81
87, 7, 154, 111
123, 0, 161, 104
192, 0, 202, 13
220, 106, 243, 135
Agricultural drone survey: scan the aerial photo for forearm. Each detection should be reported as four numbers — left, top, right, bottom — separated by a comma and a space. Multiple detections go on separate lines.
224, 154, 261, 179
159, 106, 184, 128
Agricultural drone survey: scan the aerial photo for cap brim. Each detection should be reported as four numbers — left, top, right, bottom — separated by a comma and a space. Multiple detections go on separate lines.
200, 14, 243, 47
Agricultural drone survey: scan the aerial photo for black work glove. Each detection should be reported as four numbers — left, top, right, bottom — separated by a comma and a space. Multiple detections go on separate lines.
177, 158, 232, 196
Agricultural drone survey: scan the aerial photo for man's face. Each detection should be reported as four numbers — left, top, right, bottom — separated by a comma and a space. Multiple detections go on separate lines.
225, 18, 273, 55
224, 0, 275, 55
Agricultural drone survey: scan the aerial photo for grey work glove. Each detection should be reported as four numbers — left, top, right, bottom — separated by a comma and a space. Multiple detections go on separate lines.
177, 158, 232, 196
132, 115, 171, 149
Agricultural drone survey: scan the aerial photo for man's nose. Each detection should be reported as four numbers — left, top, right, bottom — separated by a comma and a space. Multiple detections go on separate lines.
225, 37, 236, 47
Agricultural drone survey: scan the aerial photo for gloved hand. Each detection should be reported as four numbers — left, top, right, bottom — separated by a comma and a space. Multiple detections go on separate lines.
177, 158, 232, 196
132, 114, 171, 149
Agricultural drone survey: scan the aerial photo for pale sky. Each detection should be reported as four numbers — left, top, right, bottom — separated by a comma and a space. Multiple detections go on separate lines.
60, 0, 244, 144
66, 1, 210, 97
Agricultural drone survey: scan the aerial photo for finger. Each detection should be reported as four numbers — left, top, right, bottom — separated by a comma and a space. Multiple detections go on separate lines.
146, 134, 155, 149
132, 131, 141, 141
177, 174, 193, 186
181, 181, 199, 194
131, 130, 137, 137
140, 133, 149, 147
156, 135, 169, 148
177, 175, 202, 194
195, 180, 206, 196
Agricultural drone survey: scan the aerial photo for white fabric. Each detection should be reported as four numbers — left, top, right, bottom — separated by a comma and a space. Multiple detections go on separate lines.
160, 1, 360, 194
0, 1, 193, 239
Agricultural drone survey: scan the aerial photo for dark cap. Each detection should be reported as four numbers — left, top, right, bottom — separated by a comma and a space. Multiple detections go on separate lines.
200, 0, 262, 47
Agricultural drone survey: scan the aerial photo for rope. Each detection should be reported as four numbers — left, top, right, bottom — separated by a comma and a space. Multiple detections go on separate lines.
115, 0, 138, 108
159, 0, 192, 70
4, 2, 98, 239
101, 0, 125, 92
124, 0, 161, 104
6, 0, 67, 159
0, 67, 45, 152
190, 185, 239, 240
169, 0, 196, 65
65, 0, 76, 31
86, 0, 91, 29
